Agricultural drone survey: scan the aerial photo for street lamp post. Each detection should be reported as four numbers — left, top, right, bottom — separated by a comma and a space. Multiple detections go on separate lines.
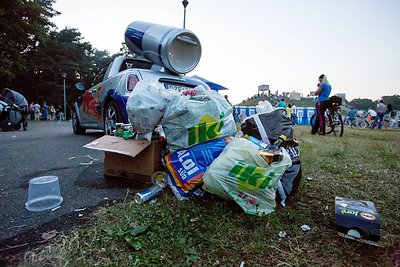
62, 72, 67, 121
182, 0, 188, 29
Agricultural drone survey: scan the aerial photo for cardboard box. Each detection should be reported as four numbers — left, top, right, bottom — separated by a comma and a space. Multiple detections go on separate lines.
335, 196, 381, 243
84, 135, 164, 184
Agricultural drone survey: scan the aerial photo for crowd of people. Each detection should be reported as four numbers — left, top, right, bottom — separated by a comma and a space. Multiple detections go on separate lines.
347, 100, 398, 129
28, 101, 65, 121
275, 98, 298, 125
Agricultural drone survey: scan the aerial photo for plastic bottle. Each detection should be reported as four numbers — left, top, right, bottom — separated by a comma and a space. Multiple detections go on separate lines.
268, 135, 286, 150
259, 135, 286, 164
114, 123, 124, 137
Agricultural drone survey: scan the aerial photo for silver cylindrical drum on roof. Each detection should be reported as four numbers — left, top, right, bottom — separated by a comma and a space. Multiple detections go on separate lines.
124, 21, 202, 74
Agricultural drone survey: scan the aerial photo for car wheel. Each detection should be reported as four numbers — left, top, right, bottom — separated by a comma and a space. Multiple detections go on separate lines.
72, 109, 86, 134
104, 101, 122, 135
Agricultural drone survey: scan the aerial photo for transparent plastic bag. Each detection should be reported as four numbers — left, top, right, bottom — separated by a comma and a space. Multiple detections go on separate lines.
203, 138, 292, 216
126, 80, 178, 136
161, 86, 236, 152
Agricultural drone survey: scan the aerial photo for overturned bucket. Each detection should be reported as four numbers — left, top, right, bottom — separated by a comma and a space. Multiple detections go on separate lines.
25, 176, 63, 212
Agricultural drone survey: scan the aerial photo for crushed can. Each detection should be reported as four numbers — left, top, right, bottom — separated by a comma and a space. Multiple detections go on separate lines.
335, 196, 381, 242
134, 172, 168, 204
134, 183, 164, 204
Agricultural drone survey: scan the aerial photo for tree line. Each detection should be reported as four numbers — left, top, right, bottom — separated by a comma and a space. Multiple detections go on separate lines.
0, 0, 125, 113
349, 95, 400, 111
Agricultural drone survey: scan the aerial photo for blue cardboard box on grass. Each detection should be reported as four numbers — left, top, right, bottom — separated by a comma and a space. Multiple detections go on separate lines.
335, 196, 381, 243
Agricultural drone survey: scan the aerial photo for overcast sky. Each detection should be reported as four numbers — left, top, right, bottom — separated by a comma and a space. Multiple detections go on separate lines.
51, 0, 400, 104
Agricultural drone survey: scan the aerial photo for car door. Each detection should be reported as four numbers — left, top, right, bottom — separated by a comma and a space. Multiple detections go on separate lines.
80, 63, 111, 127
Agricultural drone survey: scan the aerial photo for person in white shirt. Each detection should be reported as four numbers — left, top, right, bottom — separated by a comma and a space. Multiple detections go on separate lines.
291, 104, 297, 124
367, 107, 377, 128
33, 103, 41, 120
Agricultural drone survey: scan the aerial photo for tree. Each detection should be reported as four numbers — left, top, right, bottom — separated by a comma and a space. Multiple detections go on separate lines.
113, 42, 133, 57
350, 98, 376, 111
382, 95, 400, 110
15, 28, 112, 105
0, 0, 59, 83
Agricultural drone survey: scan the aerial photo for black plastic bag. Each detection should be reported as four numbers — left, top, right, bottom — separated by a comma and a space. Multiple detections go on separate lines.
241, 110, 294, 143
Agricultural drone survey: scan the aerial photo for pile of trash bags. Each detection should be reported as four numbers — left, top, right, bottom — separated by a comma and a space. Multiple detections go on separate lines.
126, 81, 301, 216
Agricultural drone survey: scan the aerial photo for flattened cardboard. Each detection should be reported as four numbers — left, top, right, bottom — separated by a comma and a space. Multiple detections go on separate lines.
84, 135, 152, 157
335, 196, 381, 243
84, 135, 164, 183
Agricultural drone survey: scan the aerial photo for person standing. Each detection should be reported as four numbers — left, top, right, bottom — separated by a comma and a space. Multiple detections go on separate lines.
311, 74, 331, 135
33, 102, 41, 120
291, 103, 297, 124
276, 98, 286, 109
42, 102, 49, 120
286, 103, 292, 119
373, 100, 386, 129
384, 104, 395, 129
29, 102, 35, 120
347, 107, 357, 128
224, 95, 231, 105
50, 104, 56, 120
57, 104, 65, 121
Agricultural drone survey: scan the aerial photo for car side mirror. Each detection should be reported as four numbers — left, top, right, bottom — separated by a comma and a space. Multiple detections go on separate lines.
74, 82, 86, 92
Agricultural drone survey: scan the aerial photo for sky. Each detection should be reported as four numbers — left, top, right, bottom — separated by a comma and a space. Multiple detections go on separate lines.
51, 0, 400, 104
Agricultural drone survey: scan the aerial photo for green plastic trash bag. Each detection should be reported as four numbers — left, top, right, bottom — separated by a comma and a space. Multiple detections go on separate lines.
203, 138, 292, 216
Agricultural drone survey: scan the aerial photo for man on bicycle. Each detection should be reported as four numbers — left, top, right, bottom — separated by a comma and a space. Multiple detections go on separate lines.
311, 74, 332, 135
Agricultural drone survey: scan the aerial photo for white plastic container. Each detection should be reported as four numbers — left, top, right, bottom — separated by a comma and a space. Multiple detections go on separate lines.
25, 176, 63, 212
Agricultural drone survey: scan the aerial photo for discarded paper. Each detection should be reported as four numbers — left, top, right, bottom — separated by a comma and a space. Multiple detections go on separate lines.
41, 230, 57, 241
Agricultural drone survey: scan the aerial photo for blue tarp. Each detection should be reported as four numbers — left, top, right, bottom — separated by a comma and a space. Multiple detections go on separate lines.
191, 75, 228, 91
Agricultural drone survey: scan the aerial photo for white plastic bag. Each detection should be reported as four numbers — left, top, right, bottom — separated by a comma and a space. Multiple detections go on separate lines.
161, 86, 236, 153
202, 138, 292, 216
126, 80, 178, 136
256, 100, 274, 114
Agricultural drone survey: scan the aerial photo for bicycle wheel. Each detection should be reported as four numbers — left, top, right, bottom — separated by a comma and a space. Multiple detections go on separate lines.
327, 113, 344, 136
358, 120, 367, 129
310, 113, 316, 128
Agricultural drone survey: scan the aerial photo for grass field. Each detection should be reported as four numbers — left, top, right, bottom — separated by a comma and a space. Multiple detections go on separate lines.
22, 126, 400, 266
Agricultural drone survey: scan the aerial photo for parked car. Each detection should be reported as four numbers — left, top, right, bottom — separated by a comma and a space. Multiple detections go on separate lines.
72, 56, 210, 135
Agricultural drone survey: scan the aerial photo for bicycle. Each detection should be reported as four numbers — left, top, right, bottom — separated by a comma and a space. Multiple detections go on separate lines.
345, 114, 369, 129
310, 96, 344, 137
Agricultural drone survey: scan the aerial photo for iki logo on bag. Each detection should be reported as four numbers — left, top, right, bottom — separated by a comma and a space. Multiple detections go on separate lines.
228, 162, 275, 190
188, 113, 225, 145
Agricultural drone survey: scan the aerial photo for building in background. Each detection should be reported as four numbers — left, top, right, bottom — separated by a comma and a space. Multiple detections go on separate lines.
258, 84, 270, 95
289, 90, 301, 100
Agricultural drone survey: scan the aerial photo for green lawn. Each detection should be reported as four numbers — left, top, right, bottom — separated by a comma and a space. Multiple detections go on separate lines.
22, 126, 400, 266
